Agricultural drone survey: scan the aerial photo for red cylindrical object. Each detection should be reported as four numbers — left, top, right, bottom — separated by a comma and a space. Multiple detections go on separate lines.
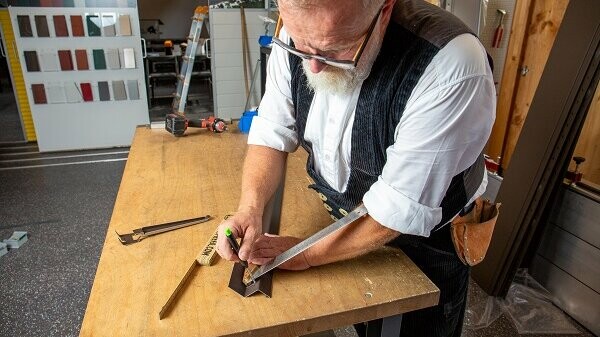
492, 26, 503, 48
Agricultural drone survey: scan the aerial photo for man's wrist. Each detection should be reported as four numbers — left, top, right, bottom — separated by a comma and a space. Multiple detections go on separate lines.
237, 204, 264, 215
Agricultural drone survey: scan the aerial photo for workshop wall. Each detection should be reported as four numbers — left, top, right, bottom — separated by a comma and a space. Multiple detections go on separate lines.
138, 0, 208, 40
486, 0, 570, 167
210, 8, 266, 121
479, 0, 516, 91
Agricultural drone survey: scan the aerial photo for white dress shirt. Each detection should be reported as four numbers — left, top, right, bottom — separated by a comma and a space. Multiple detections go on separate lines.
248, 28, 496, 237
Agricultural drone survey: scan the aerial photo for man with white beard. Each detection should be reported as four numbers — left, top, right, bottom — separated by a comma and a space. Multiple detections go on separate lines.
216, 0, 496, 335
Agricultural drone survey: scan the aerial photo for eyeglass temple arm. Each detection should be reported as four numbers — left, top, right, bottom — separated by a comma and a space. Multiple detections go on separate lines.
275, 16, 283, 37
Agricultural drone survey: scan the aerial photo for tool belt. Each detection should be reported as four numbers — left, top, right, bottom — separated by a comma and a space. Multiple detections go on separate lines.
451, 198, 500, 266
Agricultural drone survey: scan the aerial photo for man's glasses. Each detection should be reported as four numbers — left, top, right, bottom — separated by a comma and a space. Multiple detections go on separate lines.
271, 6, 383, 70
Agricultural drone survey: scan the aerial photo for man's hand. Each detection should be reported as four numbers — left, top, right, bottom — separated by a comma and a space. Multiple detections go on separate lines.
249, 233, 311, 270
216, 207, 263, 262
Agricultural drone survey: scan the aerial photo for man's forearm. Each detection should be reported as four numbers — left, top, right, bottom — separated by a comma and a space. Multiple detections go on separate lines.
238, 145, 288, 213
304, 215, 400, 266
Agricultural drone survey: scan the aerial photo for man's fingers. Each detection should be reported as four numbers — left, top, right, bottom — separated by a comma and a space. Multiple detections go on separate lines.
238, 227, 258, 261
250, 246, 281, 259
216, 222, 240, 262
248, 256, 275, 265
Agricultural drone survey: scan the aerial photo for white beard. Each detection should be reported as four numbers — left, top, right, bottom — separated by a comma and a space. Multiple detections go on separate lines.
301, 25, 384, 95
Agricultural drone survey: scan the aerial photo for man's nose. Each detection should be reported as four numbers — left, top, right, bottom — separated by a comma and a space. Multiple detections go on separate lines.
308, 59, 328, 73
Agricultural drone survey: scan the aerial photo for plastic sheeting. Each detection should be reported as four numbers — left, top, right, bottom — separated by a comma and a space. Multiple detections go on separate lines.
465, 269, 580, 334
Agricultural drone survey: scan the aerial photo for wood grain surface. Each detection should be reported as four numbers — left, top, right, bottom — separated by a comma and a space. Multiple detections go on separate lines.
493, 0, 569, 169
79, 127, 439, 337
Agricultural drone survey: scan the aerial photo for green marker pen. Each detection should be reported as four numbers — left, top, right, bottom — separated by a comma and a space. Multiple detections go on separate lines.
225, 228, 248, 268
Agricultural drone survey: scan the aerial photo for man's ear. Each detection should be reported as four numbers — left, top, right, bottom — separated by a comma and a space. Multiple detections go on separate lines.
379, 0, 397, 33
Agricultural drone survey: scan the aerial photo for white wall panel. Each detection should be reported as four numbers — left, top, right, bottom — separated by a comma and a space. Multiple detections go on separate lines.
213, 52, 259, 69
213, 66, 244, 81
210, 8, 266, 120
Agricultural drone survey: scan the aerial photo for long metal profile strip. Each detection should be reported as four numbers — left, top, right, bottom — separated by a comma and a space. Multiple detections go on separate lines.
251, 204, 368, 281
472, 0, 600, 296
228, 159, 287, 297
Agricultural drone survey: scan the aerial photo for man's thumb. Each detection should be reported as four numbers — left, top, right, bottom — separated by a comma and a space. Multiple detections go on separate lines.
238, 228, 257, 260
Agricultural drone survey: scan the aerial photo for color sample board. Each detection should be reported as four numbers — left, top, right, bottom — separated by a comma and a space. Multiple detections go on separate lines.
10, 6, 148, 151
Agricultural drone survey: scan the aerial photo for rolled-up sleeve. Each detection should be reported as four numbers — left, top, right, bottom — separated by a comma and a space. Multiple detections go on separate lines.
247, 29, 299, 153
363, 34, 496, 237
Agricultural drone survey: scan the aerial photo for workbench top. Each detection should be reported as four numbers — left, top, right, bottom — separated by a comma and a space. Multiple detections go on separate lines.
80, 127, 439, 337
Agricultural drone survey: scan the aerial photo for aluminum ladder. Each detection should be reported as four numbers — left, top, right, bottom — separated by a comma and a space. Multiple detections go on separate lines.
172, 6, 210, 114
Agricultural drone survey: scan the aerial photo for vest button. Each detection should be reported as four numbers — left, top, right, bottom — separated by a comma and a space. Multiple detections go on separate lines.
339, 208, 348, 216
330, 215, 339, 221
323, 203, 333, 212
318, 193, 327, 201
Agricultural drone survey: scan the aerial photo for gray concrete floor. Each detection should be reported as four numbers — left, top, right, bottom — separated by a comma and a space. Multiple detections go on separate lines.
0, 145, 594, 337
0, 158, 125, 336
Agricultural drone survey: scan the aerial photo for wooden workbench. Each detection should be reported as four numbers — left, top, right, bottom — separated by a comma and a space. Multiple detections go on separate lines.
80, 126, 439, 337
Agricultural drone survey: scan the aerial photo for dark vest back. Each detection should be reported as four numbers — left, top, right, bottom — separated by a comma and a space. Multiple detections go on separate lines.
289, 0, 486, 232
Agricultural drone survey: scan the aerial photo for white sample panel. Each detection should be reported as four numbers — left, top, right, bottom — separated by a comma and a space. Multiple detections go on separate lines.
10, 6, 149, 152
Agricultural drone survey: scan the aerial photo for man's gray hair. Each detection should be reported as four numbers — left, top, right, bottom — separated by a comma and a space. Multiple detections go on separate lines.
276, 0, 384, 13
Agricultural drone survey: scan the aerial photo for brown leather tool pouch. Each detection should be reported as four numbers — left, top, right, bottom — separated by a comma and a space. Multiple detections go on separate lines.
451, 198, 501, 266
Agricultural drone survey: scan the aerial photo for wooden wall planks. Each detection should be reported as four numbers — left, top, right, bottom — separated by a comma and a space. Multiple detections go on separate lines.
499, 0, 569, 169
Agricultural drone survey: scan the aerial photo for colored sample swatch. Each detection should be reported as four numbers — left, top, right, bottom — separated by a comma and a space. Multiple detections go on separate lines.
123, 48, 135, 69
102, 15, 116, 37
105, 49, 120, 69
112, 80, 126, 101
23, 51, 41, 72
70, 15, 85, 37
40, 51, 59, 72
64, 82, 80, 103
80, 83, 93, 102
34, 15, 50, 37
127, 80, 139, 100
53, 15, 69, 37
98, 81, 110, 101
58, 50, 74, 71
31, 84, 47, 104
92, 49, 106, 70
86, 15, 101, 36
17, 15, 33, 37
75, 49, 89, 70
86, 0, 121, 6
47, 84, 67, 104
118, 14, 131, 36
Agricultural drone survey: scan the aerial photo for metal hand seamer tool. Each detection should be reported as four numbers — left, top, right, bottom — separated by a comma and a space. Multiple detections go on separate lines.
116, 215, 212, 245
